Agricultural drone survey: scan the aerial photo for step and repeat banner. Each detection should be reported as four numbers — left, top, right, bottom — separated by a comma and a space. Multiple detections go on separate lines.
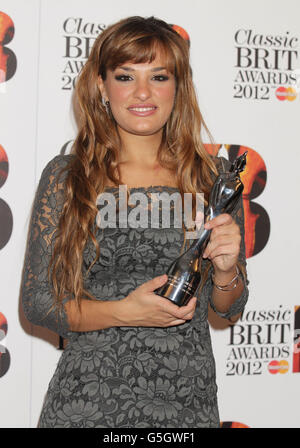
0, 0, 299, 428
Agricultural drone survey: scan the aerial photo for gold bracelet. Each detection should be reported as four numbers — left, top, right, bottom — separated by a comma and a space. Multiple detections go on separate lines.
212, 266, 240, 291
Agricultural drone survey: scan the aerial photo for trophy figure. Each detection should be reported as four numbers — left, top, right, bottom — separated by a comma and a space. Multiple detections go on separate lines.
154, 152, 247, 306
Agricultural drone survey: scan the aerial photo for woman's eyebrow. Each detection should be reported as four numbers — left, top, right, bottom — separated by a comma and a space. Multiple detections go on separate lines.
117, 66, 168, 72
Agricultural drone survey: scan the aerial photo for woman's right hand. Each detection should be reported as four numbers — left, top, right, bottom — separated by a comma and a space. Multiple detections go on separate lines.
118, 274, 197, 327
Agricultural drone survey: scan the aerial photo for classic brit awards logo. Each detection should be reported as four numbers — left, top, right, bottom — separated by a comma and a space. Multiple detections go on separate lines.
225, 305, 300, 376
233, 29, 299, 101
62, 17, 106, 90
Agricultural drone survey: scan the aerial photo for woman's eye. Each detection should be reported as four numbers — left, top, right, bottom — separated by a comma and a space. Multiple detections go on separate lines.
153, 75, 169, 81
114, 74, 170, 82
115, 75, 132, 81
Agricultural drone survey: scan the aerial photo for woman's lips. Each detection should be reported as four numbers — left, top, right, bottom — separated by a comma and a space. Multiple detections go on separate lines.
127, 104, 157, 116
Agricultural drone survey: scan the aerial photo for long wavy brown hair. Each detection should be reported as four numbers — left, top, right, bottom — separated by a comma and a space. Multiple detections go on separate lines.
50, 16, 219, 312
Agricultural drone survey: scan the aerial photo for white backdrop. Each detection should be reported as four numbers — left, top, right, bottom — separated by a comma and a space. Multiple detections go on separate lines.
0, 0, 299, 428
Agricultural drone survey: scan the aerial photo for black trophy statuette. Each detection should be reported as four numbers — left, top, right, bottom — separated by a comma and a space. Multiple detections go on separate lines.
154, 152, 247, 306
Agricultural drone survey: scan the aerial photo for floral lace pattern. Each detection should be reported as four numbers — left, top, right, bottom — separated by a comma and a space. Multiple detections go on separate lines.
21, 155, 249, 428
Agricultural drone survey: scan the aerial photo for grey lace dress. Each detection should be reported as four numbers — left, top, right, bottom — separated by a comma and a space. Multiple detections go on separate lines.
21, 154, 249, 428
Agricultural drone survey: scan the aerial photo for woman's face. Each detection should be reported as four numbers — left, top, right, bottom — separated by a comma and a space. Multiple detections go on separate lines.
98, 53, 176, 139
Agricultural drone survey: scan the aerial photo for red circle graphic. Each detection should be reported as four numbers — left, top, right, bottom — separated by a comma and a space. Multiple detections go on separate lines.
0, 144, 8, 188
0, 312, 7, 341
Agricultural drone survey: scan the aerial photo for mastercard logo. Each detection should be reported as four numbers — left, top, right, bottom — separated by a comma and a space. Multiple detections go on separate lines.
275, 86, 297, 101
268, 360, 289, 374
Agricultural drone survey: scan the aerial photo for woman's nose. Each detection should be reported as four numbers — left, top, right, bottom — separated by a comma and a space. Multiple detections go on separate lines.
133, 79, 151, 100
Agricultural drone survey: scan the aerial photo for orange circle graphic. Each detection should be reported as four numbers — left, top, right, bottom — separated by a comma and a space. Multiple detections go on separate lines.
286, 86, 297, 101
221, 421, 250, 428
278, 360, 289, 374
171, 25, 190, 43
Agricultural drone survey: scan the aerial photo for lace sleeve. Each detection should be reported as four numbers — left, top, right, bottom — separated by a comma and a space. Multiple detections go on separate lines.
21, 155, 74, 338
204, 156, 249, 319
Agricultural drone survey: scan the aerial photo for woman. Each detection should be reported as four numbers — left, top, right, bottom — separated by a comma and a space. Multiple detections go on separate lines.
21, 16, 248, 428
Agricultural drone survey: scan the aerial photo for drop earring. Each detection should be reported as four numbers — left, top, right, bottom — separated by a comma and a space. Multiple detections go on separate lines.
102, 98, 110, 113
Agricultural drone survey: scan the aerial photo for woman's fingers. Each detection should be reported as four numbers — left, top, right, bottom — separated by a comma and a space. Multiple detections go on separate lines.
174, 296, 197, 320
142, 274, 168, 292
156, 295, 197, 324
125, 275, 197, 327
204, 213, 232, 229
203, 214, 240, 260
204, 234, 241, 258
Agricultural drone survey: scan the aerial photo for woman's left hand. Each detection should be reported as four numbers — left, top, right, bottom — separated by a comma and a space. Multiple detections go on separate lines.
202, 213, 241, 275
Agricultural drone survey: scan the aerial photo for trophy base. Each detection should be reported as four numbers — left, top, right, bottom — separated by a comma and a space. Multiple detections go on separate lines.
154, 285, 192, 307
154, 272, 200, 307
